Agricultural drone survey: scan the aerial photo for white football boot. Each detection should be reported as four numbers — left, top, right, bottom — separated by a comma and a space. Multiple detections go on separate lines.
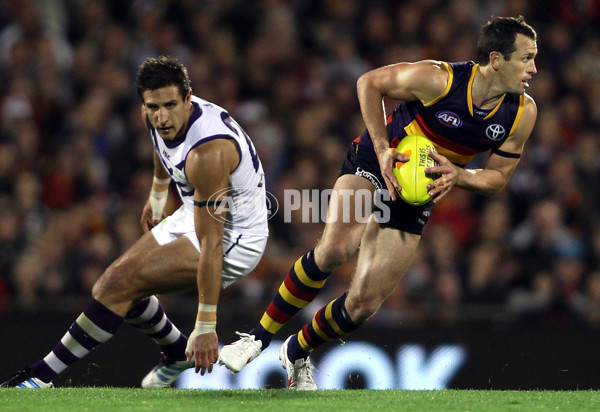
141, 354, 194, 388
279, 336, 317, 390
0, 368, 54, 388
218, 332, 262, 374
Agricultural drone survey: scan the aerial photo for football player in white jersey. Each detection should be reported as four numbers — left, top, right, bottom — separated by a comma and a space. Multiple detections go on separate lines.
1, 56, 269, 389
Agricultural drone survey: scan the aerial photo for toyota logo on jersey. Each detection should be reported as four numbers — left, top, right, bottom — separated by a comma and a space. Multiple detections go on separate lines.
436, 111, 462, 127
486, 124, 506, 141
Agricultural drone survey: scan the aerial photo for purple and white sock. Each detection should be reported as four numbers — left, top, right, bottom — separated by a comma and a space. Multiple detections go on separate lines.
31, 299, 123, 383
125, 296, 188, 360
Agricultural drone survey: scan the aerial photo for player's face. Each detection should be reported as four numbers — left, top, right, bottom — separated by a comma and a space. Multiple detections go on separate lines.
142, 86, 192, 140
499, 33, 538, 94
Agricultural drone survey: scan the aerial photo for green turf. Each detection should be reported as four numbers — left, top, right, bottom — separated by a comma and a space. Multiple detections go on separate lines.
1, 388, 600, 412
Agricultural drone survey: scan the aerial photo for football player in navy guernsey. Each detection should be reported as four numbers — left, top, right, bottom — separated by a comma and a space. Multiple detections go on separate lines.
219, 16, 537, 390
1, 56, 269, 388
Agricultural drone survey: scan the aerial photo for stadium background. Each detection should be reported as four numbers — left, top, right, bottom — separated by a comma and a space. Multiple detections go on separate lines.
1, 0, 599, 389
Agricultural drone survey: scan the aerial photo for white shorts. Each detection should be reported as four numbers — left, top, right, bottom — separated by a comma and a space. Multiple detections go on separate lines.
151, 206, 268, 288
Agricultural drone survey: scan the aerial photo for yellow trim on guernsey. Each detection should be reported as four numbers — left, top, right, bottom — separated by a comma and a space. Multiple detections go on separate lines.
467, 63, 506, 118
423, 61, 453, 107
509, 94, 525, 136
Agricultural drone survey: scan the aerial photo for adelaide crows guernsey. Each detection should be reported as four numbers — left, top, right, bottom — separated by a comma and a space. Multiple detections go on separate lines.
356, 61, 526, 167
147, 96, 268, 237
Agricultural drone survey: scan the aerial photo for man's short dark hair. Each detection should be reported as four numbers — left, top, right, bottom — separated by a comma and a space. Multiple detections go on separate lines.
136, 55, 192, 101
476, 16, 537, 65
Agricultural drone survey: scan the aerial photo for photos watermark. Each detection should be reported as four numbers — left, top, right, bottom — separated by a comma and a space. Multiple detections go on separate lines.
283, 189, 391, 223
205, 187, 391, 224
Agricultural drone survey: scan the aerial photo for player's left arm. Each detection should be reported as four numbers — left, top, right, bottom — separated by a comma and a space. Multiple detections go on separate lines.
426, 95, 537, 201
184, 138, 240, 375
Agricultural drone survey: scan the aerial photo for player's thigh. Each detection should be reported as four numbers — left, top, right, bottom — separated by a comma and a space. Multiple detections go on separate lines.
102, 231, 199, 296
346, 216, 420, 318
316, 174, 375, 268
132, 235, 200, 295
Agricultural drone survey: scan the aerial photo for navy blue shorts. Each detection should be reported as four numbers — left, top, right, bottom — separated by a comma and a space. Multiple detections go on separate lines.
339, 142, 435, 235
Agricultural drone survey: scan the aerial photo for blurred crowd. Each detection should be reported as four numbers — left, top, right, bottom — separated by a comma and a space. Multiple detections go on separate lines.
0, 0, 599, 328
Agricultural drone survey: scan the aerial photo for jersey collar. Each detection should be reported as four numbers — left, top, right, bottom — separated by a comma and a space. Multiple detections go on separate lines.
467, 64, 505, 120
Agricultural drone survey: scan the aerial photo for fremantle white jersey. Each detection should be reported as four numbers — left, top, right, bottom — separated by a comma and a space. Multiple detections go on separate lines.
147, 96, 269, 237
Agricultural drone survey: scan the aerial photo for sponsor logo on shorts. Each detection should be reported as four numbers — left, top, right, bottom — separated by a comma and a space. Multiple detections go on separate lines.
355, 167, 383, 190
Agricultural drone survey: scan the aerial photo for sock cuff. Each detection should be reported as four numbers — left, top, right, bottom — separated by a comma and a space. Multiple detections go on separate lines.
302, 248, 330, 281
85, 299, 123, 334
332, 292, 362, 333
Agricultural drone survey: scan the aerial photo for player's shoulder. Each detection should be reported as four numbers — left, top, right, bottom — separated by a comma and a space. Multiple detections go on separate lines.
522, 92, 537, 117
191, 95, 227, 116
411, 59, 451, 77
188, 96, 231, 134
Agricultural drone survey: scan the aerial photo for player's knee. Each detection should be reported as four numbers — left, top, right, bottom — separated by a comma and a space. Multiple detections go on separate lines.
345, 295, 381, 323
91, 262, 138, 302
316, 242, 354, 272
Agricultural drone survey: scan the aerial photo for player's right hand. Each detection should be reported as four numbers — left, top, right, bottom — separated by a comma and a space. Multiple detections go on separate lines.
185, 331, 219, 375
140, 200, 165, 232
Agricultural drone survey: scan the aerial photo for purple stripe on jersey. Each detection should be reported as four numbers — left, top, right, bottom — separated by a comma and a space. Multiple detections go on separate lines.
163, 101, 203, 149
187, 134, 242, 168
84, 299, 123, 334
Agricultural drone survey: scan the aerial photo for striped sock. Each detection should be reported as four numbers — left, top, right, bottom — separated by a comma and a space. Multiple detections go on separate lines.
250, 249, 330, 348
286, 292, 362, 362
31, 299, 123, 383
125, 296, 187, 360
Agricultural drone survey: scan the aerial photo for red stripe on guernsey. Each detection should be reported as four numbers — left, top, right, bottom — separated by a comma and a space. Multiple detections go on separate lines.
415, 114, 480, 156
387, 113, 393, 125
284, 275, 316, 303
353, 135, 361, 143
265, 302, 291, 324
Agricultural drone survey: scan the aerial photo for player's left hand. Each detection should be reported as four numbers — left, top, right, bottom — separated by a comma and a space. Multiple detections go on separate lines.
424, 150, 460, 203
378, 147, 410, 202
185, 331, 219, 375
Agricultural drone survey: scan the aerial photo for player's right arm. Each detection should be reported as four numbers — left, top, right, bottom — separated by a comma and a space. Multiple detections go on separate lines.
140, 135, 172, 232
356, 60, 450, 200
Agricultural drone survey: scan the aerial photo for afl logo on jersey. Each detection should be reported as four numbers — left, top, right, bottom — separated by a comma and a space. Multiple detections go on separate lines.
436, 111, 462, 127
486, 124, 506, 141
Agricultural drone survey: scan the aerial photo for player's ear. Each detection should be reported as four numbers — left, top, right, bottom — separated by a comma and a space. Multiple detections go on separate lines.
490, 51, 502, 71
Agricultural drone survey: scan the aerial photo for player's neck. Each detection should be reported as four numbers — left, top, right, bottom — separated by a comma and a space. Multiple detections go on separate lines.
471, 65, 505, 110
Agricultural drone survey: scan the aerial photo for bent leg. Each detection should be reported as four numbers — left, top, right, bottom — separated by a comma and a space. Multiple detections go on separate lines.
287, 216, 420, 361
29, 231, 199, 384
251, 174, 374, 347
345, 217, 420, 322
93, 231, 199, 315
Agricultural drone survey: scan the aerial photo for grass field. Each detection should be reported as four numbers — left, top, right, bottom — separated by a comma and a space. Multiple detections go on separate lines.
1, 388, 600, 412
